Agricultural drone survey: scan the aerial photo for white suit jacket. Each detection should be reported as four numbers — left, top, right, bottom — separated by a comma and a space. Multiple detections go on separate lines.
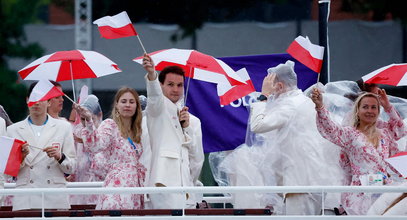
145, 76, 204, 188
7, 115, 76, 210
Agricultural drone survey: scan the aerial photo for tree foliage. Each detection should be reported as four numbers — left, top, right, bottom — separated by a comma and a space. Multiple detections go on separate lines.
0, 0, 46, 121
342, 0, 407, 23
92, 0, 309, 42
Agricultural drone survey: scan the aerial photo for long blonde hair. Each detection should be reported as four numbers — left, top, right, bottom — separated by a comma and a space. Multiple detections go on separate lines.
111, 87, 142, 143
352, 92, 381, 147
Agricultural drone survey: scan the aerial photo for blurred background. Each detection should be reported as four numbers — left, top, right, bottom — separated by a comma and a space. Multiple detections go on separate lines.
1, 0, 407, 184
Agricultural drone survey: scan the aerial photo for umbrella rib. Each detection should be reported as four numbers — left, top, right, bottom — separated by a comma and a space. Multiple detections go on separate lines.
70, 61, 76, 102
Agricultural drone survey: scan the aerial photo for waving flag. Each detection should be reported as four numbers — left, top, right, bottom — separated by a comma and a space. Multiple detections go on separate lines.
287, 36, 324, 73
27, 80, 64, 107
217, 68, 255, 105
0, 136, 25, 177
93, 11, 137, 39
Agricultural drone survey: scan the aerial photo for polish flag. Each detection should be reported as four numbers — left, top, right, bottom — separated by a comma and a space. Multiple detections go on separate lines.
27, 80, 64, 107
0, 136, 25, 177
287, 36, 324, 73
93, 11, 137, 39
217, 68, 256, 105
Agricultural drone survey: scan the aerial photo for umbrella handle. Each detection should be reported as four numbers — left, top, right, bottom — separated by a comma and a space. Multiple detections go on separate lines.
64, 94, 75, 104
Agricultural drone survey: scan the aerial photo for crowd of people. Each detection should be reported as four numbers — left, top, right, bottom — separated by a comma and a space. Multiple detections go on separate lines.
0, 57, 406, 215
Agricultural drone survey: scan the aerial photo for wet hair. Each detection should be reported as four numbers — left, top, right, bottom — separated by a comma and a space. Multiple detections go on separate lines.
351, 93, 381, 147
345, 80, 379, 102
111, 87, 142, 143
356, 79, 378, 93
158, 66, 185, 84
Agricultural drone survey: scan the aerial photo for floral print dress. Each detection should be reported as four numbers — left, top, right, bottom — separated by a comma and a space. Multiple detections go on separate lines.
316, 106, 406, 215
76, 119, 146, 210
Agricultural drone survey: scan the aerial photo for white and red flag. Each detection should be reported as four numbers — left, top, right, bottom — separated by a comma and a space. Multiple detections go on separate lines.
287, 36, 324, 73
0, 136, 25, 177
217, 68, 255, 105
27, 79, 64, 107
93, 11, 137, 39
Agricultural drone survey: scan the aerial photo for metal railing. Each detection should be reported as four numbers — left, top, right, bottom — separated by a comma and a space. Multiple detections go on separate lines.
1, 185, 407, 219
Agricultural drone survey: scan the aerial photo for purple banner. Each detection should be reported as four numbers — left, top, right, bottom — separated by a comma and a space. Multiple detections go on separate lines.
186, 53, 318, 153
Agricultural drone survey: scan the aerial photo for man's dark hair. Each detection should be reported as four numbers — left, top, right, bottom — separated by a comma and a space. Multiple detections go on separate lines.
356, 79, 378, 92
158, 66, 185, 84
50, 80, 61, 88
27, 82, 38, 98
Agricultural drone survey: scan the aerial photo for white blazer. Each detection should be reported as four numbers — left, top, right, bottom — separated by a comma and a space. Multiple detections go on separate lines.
145, 76, 204, 208
7, 115, 76, 211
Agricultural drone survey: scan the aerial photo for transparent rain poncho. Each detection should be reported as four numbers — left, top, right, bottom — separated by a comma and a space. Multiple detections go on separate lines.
210, 61, 341, 214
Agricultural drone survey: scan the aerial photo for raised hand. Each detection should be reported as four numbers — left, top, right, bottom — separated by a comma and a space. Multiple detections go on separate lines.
311, 87, 324, 109
377, 88, 391, 111
142, 54, 156, 80
73, 103, 92, 125
261, 73, 275, 97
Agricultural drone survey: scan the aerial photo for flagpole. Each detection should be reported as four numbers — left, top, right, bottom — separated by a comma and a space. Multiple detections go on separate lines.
136, 35, 147, 54
183, 66, 193, 106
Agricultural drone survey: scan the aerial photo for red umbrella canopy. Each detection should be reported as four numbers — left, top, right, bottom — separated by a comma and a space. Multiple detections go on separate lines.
362, 63, 407, 86
19, 50, 121, 82
133, 48, 245, 86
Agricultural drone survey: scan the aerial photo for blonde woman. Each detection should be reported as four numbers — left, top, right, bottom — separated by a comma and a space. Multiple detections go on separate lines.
311, 89, 406, 215
74, 87, 146, 210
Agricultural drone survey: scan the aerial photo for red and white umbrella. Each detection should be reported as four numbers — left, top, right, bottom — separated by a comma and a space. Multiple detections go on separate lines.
385, 152, 407, 177
362, 63, 407, 86
133, 48, 246, 86
18, 50, 121, 100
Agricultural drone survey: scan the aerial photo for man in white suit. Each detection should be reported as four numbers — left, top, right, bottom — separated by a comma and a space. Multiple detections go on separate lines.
7, 82, 76, 211
142, 54, 204, 209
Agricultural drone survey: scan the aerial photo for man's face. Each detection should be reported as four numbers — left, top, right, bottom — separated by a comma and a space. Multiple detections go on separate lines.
160, 73, 184, 103
48, 86, 64, 114
29, 100, 49, 117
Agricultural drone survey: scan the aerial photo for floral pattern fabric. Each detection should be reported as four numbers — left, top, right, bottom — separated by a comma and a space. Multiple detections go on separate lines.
76, 119, 146, 210
316, 106, 406, 215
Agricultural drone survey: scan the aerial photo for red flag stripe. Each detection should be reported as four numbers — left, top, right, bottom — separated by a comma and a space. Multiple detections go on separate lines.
287, 40, 323, 73
97, 24, 137, 39
4, 139, 24, 177
219, 80, 255, 105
